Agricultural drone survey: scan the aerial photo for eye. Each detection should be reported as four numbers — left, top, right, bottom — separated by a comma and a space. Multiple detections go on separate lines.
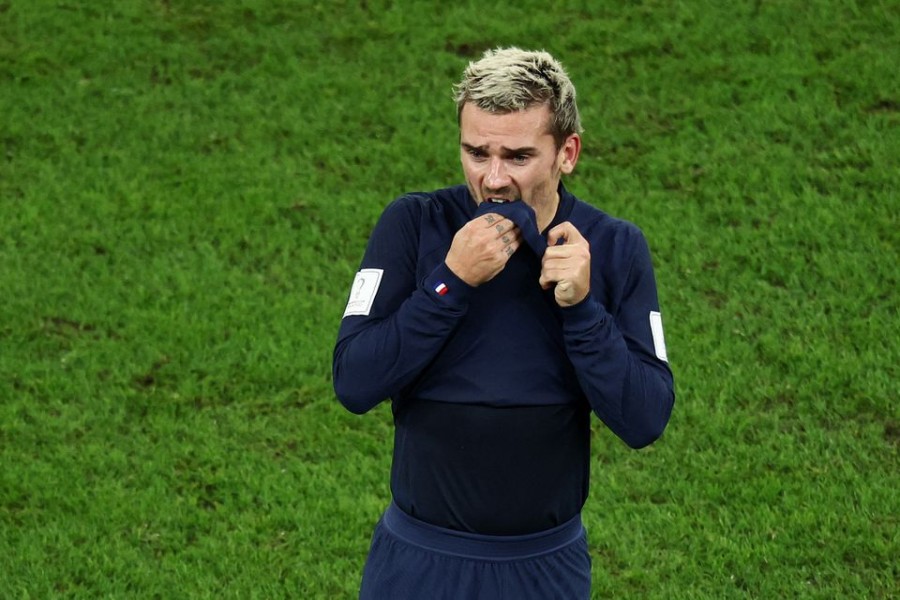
467, 148, 487, 161
511, 154, 530, 165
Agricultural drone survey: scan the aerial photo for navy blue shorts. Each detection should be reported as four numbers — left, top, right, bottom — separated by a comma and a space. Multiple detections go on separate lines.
359, 503, 591, 599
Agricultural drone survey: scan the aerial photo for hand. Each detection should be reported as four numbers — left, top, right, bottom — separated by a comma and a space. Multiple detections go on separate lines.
539, 222, 591, 306
445, 213, 522, 286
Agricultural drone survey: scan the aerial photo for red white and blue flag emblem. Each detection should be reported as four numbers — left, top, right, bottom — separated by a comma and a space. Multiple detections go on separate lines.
434, 282, 448, 296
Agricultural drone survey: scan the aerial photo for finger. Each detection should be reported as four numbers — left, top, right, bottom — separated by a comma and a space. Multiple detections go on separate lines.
547, 228, 567, 247
539, 255, 575, 285
541, 246, 574, 262
481, 213, 511, 229
480, 214, 518, 238
547, 221, 582, 246
539, 265, 561, 289
493, 221, 520, 240
539, 264, 564, 285
499, 228, 522, 246
503, 239, 521, 259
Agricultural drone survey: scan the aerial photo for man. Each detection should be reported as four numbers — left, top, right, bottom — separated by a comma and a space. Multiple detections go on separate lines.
333, 47, 674, 599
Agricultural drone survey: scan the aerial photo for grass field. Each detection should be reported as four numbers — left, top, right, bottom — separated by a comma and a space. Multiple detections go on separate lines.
1, 0, 897, 597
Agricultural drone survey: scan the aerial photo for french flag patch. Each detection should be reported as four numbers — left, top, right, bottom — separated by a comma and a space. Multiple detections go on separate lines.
434, 282, 449, 296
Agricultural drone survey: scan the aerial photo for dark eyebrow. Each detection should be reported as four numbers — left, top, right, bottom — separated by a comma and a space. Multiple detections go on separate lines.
460, 143, 538, 156
502, 146, 538, 156
460, 142, 486, 153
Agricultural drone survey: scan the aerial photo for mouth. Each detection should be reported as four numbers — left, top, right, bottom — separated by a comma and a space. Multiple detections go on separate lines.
485, 196, 515, 204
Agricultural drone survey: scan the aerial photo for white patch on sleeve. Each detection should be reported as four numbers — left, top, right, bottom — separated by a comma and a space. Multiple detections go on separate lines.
649, 311, 668, 362
342, 269, 384, 317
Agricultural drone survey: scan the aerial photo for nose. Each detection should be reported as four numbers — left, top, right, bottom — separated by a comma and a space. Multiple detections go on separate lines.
484, 157, 510, 190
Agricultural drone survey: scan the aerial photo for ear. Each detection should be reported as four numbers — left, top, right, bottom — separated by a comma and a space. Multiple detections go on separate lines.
558, 134, 581, 175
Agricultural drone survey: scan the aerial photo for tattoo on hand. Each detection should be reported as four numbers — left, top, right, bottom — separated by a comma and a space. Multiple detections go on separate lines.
485, 215, 496, 225
505, 246, 514, 257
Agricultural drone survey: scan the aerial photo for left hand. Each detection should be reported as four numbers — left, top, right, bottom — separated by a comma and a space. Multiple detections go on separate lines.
539, 221, 591, 306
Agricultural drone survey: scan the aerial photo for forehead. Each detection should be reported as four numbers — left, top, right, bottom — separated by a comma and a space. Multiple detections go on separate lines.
459, 103, 555, 148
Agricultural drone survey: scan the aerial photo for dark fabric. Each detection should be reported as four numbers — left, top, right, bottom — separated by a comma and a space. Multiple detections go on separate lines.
391, 399, 591, 535
359, 503, 591, 600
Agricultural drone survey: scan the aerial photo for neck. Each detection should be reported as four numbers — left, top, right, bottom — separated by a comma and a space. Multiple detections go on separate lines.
533, 190, 560, 233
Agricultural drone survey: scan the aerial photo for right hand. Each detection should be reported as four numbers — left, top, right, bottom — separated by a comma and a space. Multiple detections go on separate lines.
445, 213, 522, 286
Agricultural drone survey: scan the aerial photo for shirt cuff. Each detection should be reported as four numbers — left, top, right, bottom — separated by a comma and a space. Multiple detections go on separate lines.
560, 295, 610, 332
422, 262, 475, 309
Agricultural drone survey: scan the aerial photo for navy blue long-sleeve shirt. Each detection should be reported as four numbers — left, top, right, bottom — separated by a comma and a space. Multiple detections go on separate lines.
333, 183, 674, 534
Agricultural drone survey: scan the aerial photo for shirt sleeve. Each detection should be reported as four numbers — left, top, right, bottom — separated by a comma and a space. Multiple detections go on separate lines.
332, 198, 474, 414
560, 225, 675, 448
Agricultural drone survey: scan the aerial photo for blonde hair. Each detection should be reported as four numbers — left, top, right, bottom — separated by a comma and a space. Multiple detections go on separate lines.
454, 47, 583, 148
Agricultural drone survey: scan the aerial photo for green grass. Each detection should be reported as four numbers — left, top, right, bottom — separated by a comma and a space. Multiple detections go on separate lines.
1, 0, 897, 597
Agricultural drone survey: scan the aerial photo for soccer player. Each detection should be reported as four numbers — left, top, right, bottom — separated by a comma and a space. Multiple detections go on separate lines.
333, 47, 674, 599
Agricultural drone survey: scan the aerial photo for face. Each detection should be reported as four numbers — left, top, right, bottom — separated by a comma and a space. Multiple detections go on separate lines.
459, 103, 580, 226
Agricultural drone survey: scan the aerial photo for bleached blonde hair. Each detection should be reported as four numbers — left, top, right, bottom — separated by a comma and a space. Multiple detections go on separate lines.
454, 47, 583, 148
